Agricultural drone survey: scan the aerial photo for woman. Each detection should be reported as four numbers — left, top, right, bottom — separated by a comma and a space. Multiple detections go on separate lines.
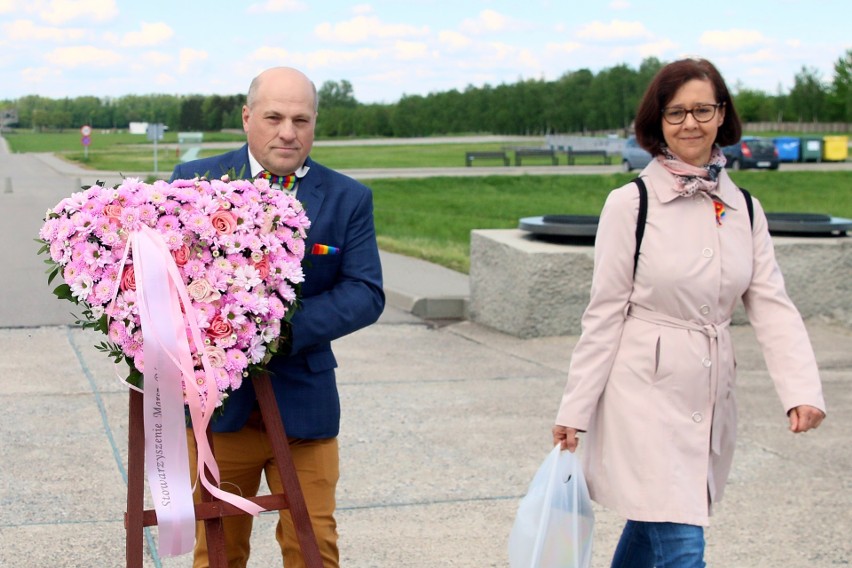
551, 58, 826, 567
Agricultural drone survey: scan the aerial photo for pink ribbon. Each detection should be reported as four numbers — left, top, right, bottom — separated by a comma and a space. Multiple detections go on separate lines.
130, 225, 264, 558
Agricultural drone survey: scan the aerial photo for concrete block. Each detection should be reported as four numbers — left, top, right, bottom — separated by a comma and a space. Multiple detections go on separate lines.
469, 229, 594, 338
469, 229, 852, 338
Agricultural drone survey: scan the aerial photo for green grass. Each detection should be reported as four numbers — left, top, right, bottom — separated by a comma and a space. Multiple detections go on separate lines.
369, 172, 852, 273
5, 131, 850, 273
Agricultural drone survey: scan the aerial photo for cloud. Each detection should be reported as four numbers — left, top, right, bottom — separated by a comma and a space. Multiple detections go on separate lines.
393, 40, 429, 61
460, 9, 513, 34
577, 20, 652, 42
1, 19, 86, 42
438, 30, 472, 51
137, 51, 172, 67
248, 46, 384, 72
245, 0, 307, 13
45, 45, 122, 68
305, 48, 382, 68
39, 0, 118, 25
178, 48, 207, 73
637, 38, 678, 58
545, 40, 583, 55
737, 48, 778, 64
0, 0, 16, 13
20, 65, 62, 84
315, 15, 428, 43
700, 29, 768, 51
609, 0, 631, 8
121, 22, 174, 48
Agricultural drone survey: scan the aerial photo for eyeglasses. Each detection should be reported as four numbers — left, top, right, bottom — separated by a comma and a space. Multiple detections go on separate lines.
662, 103, 723, 125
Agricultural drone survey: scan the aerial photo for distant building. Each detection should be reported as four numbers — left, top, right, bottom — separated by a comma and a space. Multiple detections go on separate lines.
128, 122, 149, 135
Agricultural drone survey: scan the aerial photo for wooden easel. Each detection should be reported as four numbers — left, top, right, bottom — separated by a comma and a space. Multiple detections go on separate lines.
124, 371, 323, 567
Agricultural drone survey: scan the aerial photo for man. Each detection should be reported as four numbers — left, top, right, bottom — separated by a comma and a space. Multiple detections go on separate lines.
171, 66, 385, 567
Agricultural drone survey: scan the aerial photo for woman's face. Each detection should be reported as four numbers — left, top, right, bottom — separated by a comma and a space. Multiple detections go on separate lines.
661, 78, 725, 167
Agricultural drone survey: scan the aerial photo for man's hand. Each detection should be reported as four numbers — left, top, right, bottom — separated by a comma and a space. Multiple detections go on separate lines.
552, 425, 580, 452
788, 405, 825, 433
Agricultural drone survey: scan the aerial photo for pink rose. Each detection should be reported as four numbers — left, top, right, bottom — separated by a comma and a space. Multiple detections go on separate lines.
204, 346, 227, 368
104, 204, 123, 221
172, 244, 191, 266
187, 278, 221, 303
120, 265, 136, 291
210, 210, 237, 235
207, 315, 233, 339
254, 256, 270, 279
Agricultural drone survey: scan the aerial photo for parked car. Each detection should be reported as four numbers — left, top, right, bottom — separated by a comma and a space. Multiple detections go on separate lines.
721, 137, 779, 170
620, 135, 653, 172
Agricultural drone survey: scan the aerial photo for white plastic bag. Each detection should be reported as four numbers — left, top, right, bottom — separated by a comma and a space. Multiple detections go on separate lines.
508, 445, 595, 568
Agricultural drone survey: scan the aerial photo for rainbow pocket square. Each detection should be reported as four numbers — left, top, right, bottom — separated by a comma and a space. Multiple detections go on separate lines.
311, 243, 340, 255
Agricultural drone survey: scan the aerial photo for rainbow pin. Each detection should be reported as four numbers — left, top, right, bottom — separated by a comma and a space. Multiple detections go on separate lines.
714, 200, 726, 226
312, 243, 340, 255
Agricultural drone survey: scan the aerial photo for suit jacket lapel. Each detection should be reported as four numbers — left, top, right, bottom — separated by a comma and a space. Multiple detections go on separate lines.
298, 157, 326, 232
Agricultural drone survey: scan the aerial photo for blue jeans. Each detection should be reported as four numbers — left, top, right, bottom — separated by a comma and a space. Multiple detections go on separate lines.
611, 520, 705, 568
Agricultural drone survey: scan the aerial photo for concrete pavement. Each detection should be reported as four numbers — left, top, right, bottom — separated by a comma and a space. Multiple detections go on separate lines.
0, 146, 850, 567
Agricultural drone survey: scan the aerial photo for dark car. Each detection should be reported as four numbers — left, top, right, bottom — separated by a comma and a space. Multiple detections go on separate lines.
721, 137, 779, 170
620, 135, 653, 172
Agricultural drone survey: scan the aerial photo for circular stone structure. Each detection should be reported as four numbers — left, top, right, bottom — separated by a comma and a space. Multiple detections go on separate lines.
764, 213, 852, 236
519, 213, 852, 240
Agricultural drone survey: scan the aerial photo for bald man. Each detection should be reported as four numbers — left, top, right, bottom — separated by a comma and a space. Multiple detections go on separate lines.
172, 67, 385, 568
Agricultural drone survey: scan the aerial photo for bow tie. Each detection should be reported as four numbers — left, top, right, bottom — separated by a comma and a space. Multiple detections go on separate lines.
256, 170, 297, 191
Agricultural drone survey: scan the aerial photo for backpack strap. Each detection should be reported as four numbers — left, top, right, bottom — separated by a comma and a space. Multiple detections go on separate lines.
740, 187, 754, 229
633, 177, 648, 277
632, 178, 753, 277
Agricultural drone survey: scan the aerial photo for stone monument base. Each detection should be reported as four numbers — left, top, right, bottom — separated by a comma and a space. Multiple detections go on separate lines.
469, 229, 851, 338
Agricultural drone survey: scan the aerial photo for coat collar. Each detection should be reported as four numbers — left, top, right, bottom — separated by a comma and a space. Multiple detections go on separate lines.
640, 157, 740, 210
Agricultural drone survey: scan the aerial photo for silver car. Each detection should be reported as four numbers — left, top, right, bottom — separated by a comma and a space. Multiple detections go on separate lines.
621, 136, 653, 172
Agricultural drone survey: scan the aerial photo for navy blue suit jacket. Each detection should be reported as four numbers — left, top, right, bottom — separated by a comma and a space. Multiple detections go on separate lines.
171, 145, 385, 438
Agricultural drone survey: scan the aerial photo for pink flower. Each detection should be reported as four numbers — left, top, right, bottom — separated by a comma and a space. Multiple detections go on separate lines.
120, 265, 136, 291
187, 278, 221, 303
207, 315, 234, 340
210, 210, 237, 235
172, 244, 191, 266
39, 175, 309, 407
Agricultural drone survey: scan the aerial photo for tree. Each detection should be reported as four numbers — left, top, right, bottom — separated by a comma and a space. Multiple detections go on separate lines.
788, 66, 828, 122
826, 49, 851, 122
318, 80, 357, 109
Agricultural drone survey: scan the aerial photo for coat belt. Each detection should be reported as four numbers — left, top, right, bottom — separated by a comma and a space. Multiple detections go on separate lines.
627, 303, 731, 455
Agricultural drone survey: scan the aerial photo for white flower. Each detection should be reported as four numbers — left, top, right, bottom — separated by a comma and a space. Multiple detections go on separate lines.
232, 265, 262, 290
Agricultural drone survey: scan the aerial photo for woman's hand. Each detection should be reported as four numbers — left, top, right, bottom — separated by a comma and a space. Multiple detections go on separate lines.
552, 425, 580, 452
788, 405, 826, 433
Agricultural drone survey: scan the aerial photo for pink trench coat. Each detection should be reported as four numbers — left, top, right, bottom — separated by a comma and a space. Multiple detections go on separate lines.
555, 159, 826, 526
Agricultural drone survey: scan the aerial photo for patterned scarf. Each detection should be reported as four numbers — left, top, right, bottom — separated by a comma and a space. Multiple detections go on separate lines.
656, 146, 726, 197
656, 146, 730, 225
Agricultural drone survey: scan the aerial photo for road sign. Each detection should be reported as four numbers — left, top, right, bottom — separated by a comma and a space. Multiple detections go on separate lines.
81, 135, 91, 146
81, 125, 92, 137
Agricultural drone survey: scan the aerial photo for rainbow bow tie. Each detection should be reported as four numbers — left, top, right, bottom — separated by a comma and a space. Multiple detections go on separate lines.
257, 170, 297, 191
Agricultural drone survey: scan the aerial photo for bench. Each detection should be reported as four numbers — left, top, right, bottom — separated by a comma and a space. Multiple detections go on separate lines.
514, 148, 558, 166
465, 151, 510, 167
565, 147, 611, 165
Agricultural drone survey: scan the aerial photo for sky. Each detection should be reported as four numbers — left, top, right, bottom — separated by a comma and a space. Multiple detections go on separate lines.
0, 0, 849, 104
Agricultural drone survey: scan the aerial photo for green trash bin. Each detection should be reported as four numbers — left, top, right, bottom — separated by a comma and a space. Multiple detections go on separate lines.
799, 136, 823, 162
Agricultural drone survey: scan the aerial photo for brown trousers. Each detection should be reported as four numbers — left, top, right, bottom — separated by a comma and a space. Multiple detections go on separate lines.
185, 424, 340, 568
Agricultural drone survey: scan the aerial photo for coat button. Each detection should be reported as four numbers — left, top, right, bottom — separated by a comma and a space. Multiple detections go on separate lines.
699, 304, 710, 315
702, 357, 712, 368
702, 248, 713, 258
692, 412, 703, 423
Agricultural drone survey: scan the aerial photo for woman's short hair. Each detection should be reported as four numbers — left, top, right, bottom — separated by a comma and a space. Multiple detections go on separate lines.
634, 58, 742, 155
